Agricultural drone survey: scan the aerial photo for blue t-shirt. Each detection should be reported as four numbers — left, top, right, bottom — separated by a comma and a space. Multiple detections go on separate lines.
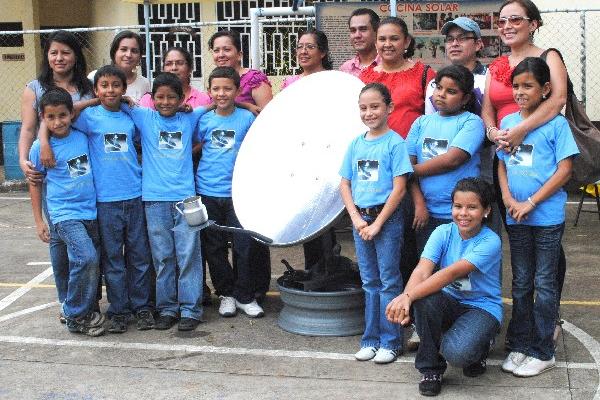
72, 105, 142, 202
121, 104, 208, 201
195, 108, 255, 197
407, 112, 484, 219
29, 130, 97, 224
498, 113, 579, 226
422, 223, 503, 323
339, 130, 413, 208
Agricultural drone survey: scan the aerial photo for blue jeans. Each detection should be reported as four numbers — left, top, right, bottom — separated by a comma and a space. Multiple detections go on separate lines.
54, 219, 101, 319
414, 291, 500, 375
506, 223, 565, 360
353, 208, 404, 350
98, 197, 153, 316
145, 201, 203, 320
48, 223, 68, 304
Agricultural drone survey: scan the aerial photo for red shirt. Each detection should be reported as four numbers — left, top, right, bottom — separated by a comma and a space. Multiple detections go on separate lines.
488, 56, 519, 127
360, 61, 436, 138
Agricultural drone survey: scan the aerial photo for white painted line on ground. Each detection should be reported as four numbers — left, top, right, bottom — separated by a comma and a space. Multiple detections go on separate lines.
0, 197, 29, 200
0, 267, 53, 312
567, 201, 598, 205
26, 261, 51, 266
562, 320, 600, 400
0, 302, 58, 323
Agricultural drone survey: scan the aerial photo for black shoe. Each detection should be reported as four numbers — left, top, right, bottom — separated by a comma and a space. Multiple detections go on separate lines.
66, 311, 106, 337
463, 359, 487, 377
178, 317, 200, 331
136, 310, 155, 331
108, 315, 128, 334
153, 314, 178, 330
419, 373, 442, 397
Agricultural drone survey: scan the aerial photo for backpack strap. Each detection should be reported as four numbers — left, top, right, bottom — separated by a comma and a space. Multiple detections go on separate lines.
421, 64, 431, 94
540, 48, 574, 95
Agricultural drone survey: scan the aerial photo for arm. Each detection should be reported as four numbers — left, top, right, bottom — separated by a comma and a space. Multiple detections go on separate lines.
340, 178, 368, 233
38, 121, 56, 168
73, 97, 100, 118
29, 182, 49, 243
497, 159, 518, 221
481, 73, 500, 143
410, 177, 429, 231
251, 81, 273, 109
18, 87, 44, 185
359, 175, 407, 241
412, 147, 470, 176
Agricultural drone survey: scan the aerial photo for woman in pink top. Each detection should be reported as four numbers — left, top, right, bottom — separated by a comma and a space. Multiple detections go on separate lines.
139, 47, 211, 109
281, 29, 333, 89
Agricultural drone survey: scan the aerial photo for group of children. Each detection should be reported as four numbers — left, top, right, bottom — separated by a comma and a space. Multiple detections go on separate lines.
29, 65, 262, 336
341, 57, 577, 394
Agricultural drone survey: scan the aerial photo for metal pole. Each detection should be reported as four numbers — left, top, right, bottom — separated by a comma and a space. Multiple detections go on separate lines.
580, 10, 586, 107
144, 0, 152, 85
390, 0, 397, 17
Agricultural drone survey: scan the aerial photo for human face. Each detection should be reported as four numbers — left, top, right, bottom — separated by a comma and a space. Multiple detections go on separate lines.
209, 77, 239, 114
358, 88, 392, 135
41, 104, 73, 138
163, 50, 191, 85
211, 36, 242, 69
47, 41, 76, 75
444, 26, 482, 67
498, 2, 538, 47
376, 23, 411, 63
114, 37, 141, 73
432, 76, 470, 116
152, 85, 181, 117
452, 191, 490, 240
349, 14, 376, 53
94, 75, 126, 111
296, 34, 325, 72
512, 71, 550, 117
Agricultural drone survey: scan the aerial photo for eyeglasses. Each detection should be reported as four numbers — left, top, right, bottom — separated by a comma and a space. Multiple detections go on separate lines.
497, 15, 531, 28
444, 35, 477, 44
164, 60, 187, 67
296, 43, 318, 51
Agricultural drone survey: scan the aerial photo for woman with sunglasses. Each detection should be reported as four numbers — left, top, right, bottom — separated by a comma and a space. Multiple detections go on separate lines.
281, 29, 333, 89
481, 0, 569, 350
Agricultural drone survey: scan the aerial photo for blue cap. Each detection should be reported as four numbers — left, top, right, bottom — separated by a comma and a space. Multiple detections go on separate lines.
441, 17, 481, 39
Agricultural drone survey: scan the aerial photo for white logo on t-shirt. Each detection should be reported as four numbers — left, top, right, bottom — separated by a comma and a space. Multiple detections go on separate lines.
357, 160, 379, 182
67, 154, 90, 178
158, 131, 183, 150
103, 133, 128, 153
508, 144, 534, 167
211, 130, 235, 149
448, 276, 472, 292
422, 137, 449, 159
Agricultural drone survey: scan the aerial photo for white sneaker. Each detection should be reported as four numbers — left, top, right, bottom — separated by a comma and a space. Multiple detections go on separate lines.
513, 356, 556, 377
235, 299, 265, 318
501, 351, 527, 373
218, 296, 237, 317
407, 324, 420, 351
373, 348, 398, 364
354, 346, 377, 361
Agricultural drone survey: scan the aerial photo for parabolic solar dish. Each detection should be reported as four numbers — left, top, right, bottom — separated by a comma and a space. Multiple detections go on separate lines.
232, 70, 367, 246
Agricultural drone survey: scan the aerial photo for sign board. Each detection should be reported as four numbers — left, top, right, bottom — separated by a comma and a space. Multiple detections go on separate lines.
2, 53, 25, 61
315, 1, 506, 70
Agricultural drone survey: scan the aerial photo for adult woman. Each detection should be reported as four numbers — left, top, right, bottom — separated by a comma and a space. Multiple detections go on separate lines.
481, 0, 568, 342
88, 30, 150, 102
18, 30, 95, 184
139, 46, 211, 109
281, 29, 333, 89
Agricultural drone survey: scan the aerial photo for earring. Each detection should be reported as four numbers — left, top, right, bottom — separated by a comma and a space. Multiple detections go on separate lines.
529, 31, 534, 41
542, 94, 547, 99
404, 48, 408, 54
484, 214, 488, 218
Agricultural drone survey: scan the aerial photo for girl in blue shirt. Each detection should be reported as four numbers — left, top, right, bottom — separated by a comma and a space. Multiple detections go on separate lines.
340, 83, 413, 364
498, 58, 579, 378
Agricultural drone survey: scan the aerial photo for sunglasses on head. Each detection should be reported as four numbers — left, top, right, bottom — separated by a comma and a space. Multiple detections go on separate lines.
497, 15, 531, 28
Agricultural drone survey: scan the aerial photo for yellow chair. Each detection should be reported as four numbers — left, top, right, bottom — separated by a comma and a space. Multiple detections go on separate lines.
574, 183, 600, 226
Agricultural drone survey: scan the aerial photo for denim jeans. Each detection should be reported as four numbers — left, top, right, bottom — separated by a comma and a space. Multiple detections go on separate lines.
399, 194, 418, 286
201, 196, 254, 304
415, 216, 452, 257
54, 219, 101, 319
353, 207, 404, 350
414, 291, 500, 375
48, 223, 68, 304
98, 197, 153, 316
506, 223, 565, 360
145, 201, 203, 320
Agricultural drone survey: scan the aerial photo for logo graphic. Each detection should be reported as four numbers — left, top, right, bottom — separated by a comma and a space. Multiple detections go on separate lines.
422, 137, 449, 159
357, 160, 379, 182
211, 129, 235, 149
508, 144, 534, 167
103, 133, 128, 153
158, 131, 183, 150
67, 154, 90, 178
448, 276, 472, 292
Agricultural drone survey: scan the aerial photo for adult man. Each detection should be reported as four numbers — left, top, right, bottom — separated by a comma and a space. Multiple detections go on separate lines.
339, 8, 380, 77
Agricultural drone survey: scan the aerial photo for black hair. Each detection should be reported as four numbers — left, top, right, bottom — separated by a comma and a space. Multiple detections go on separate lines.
162, 46, 193, 70
378, 17, 415, 59
298, 29, 333, 70
151, 72, 183, 99
360, 83, 392, 106
94, 64, 128, 90
511, 57, 550, 91
209, 30, 242, 52
39, 87, 74, 114
434, 64, 477, 113
38, 30, 92, 96
499, 0, 543, 29
452, 177, 493, 218
109, 30, 143, 64
208, 66, 241, 88
348, 8, 380, 32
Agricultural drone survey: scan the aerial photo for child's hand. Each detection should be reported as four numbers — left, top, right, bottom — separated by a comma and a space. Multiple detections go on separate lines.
359, 222, 381, 241
40, 143, 56, 168
247, 104, 261, 116
36, 222, 50, 243
120, 96, 136, 107
509, 200, 534, 223
386, 293, 412, 326
20, 160, 44, 186
178, 103, 193, 113
351, 214, 368, 232
413, 202, 429, 231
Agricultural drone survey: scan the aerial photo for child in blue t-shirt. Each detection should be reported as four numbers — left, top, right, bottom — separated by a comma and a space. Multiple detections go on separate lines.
28, 88, 105, 337
386, 177, 502, 396
498, 58, 579, 378
121, 72, 209, 332
194, 66, 264, 319
406, 65, 485, 253
339, 83, 413, 364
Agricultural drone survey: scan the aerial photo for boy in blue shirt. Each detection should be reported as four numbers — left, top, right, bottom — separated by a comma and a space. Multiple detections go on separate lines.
195, 66, 264, 318
29, 88, 105, 337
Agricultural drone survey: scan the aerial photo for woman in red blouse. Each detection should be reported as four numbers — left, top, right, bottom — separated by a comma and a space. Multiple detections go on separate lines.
360, 17, 436, 139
